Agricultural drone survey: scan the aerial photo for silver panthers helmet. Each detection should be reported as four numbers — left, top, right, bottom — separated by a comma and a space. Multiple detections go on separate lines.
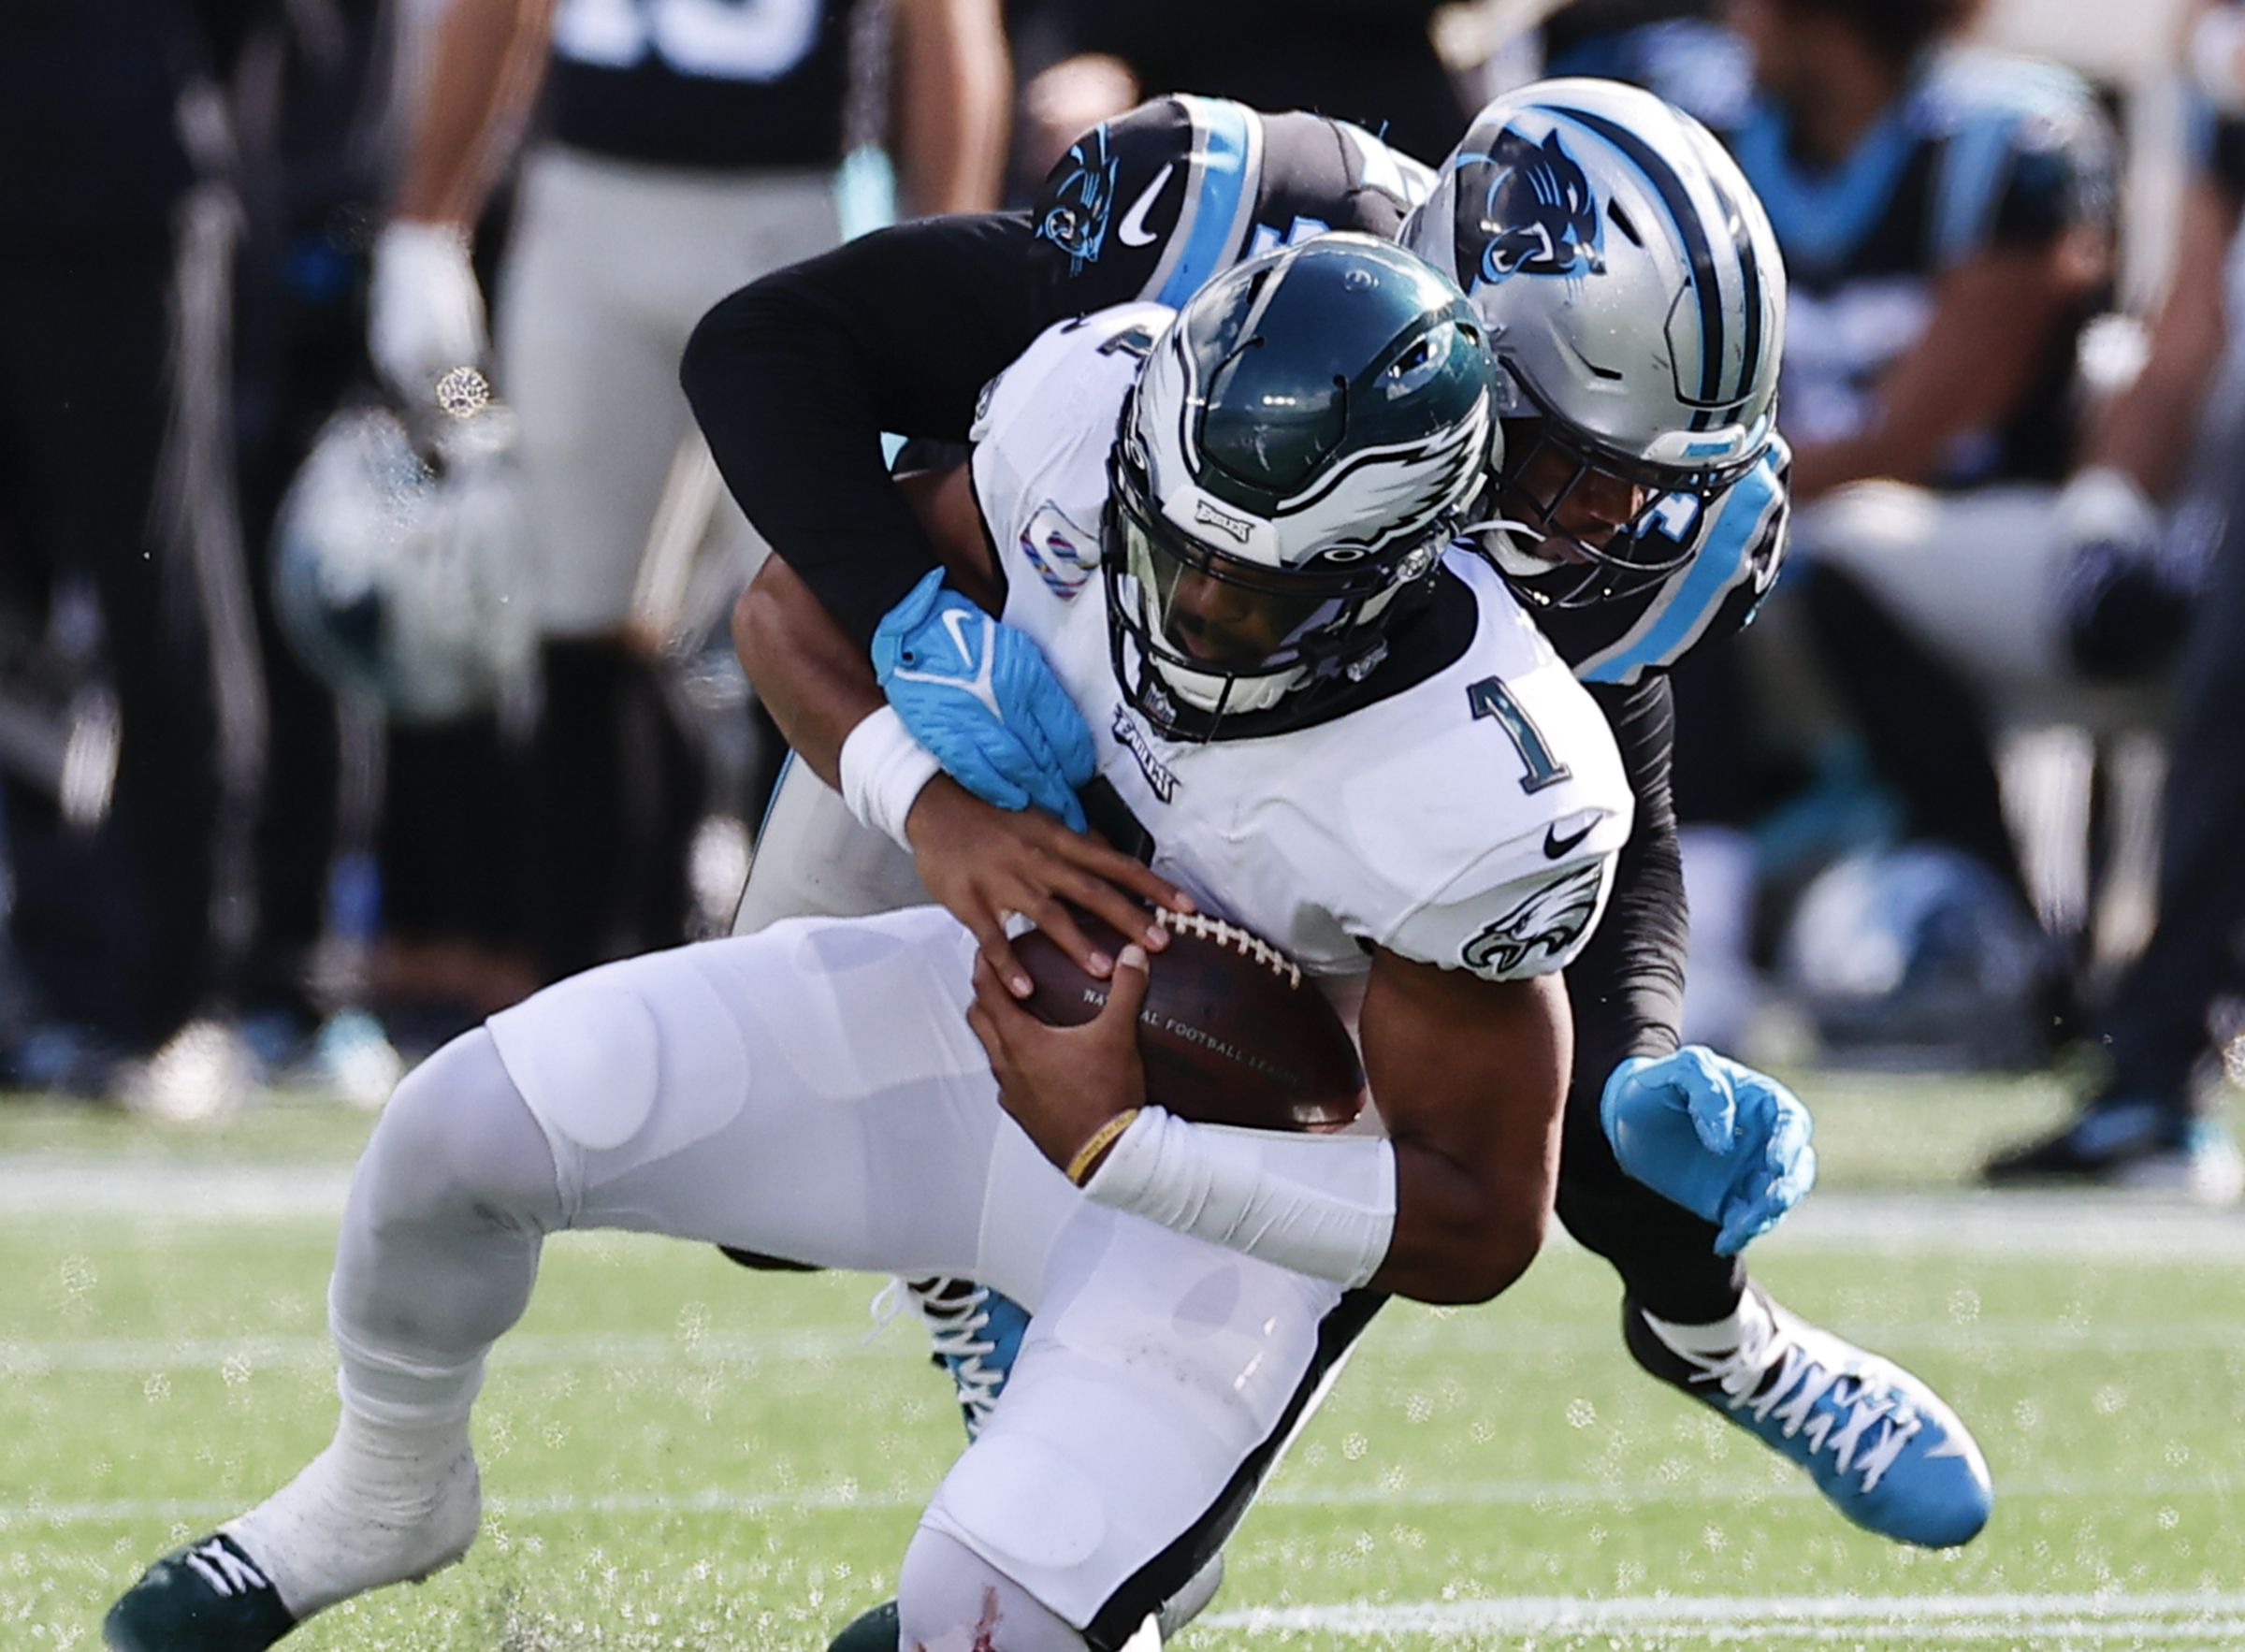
1404, 77, 1786, 607
273, 399, 534, 723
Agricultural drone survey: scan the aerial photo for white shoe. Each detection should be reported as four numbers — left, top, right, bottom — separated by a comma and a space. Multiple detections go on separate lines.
223, 1420, 480, 1618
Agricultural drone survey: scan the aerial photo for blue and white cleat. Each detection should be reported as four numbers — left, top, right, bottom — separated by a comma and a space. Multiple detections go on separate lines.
904, 1276, 1030, 1440
1626, 1284, 1992, 1548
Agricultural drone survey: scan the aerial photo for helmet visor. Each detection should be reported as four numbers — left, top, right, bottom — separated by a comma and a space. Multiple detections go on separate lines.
1102, 451, 1444, 732
1112, 492, 1337, 674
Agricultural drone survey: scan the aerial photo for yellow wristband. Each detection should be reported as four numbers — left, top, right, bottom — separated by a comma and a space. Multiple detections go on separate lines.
1066, 1109, 1142, 1186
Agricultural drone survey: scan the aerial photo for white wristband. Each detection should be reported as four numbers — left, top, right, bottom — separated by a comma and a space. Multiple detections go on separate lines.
838, 705, 943, 852
1082, 1106, 1398, 1289
2194, 7, 2245, 111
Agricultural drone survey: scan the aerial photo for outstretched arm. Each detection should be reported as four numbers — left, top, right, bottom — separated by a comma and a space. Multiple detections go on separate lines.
890, 0, 1011, 216
393, 0, 556, 227
369, 0, 554, 399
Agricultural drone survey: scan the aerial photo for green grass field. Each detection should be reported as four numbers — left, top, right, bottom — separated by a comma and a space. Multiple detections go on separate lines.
4, 1074, 2240, 1650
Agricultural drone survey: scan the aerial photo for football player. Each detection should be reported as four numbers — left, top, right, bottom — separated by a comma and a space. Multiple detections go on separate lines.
366, 0, 1007, 984
107, 237, 1634, 1652
681, 78, 1994, 1577
1983, 7, 2245, 1196
1663, 0, 2118, 1042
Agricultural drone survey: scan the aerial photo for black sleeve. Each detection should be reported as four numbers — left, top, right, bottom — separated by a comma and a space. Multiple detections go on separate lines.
682, 212, 1052, 648
683, 98, 1243, 649
1568, 674, 1688, 1082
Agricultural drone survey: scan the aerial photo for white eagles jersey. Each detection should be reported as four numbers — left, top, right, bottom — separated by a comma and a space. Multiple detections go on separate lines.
970, 304, 1634, 997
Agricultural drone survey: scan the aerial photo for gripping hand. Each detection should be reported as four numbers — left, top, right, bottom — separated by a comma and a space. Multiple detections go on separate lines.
872, 570, 1096, 831
1600, 1046, 1818, 1255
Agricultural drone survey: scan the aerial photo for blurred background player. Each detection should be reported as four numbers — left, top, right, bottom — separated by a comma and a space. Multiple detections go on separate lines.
366, 0, 1010, 989
0, 0, 268, 1099
1984, 0, 2245, 1196
1607, 0, 2119, 1059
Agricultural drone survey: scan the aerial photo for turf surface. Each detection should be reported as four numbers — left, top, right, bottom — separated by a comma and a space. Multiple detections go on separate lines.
3, 1076, 2238, 1650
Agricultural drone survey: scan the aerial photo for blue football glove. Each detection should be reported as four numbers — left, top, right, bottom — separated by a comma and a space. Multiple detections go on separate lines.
1600, 1046, 1818, 1255
871, 570, 1098, 831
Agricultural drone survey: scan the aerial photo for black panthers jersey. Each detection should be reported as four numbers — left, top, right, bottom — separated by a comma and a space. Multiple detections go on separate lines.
546, 0, 862, 169
686, 90, 1783, 682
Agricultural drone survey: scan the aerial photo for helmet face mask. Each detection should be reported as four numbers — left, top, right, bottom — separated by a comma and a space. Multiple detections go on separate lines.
1098, 236, 1496, 742
1103, 440, 1448, 736
1479, 397, 1768, 610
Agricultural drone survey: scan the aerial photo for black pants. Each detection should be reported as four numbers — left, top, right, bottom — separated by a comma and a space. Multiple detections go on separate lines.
0, 242, 221, 1049
525, 637, 703, 983
232, 239, 357, 1022
2093, 477, 2245, 1108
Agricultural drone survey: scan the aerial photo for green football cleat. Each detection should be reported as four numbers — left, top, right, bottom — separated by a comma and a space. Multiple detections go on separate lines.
105, 1532, 299, 1651
826, 1598, 899, 1652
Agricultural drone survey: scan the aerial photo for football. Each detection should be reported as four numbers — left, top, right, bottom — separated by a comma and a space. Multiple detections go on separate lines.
1014, 908, 1367, 1132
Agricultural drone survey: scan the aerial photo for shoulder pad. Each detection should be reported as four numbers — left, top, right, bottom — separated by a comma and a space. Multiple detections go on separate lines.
971, 307, 1169, 604
1333, 572, 1635, 976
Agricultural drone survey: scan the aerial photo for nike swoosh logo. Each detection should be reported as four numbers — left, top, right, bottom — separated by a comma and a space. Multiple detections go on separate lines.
1544, 819, 1595, 860
1117, 164, 1175, 248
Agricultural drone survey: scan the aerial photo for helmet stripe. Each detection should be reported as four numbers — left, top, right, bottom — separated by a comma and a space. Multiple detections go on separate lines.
1723, 173, 1765, 412
1542, 103, 1729, 427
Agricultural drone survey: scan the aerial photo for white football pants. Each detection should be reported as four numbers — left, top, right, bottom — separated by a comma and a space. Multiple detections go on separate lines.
732, 754, 928, 934
330, 906, 1365, 1637
499, 145, 841, 639
1789, 480, 2151, 729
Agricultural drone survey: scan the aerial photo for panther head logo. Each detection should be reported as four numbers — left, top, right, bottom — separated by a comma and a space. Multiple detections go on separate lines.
1456, 127, 1606, 287
1038, 124, 1120, 275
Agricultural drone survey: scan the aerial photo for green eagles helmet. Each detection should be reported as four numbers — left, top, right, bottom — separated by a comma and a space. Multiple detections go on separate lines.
1104, 233, 1499, 738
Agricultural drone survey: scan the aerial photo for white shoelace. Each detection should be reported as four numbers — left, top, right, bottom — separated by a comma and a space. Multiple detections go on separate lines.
870, 1278, 1007, 1433
1681, 1326, 1923, 1494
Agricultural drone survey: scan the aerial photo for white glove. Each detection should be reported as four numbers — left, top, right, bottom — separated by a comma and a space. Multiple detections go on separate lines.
369, 220, 489, 404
